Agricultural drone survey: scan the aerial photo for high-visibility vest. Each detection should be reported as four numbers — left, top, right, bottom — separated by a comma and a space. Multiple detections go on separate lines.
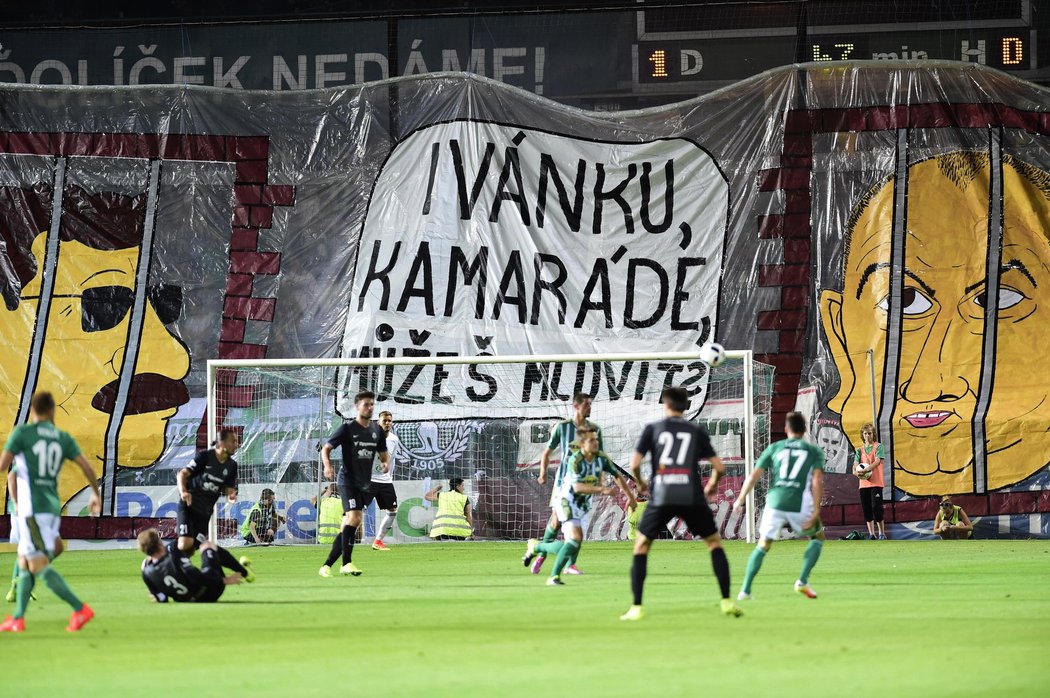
318, 496, 343, 545
429, 491, 471, 538
239, 502, 277, 539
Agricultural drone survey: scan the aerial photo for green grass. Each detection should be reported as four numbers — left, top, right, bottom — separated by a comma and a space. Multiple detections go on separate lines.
2, 540, 1048, 698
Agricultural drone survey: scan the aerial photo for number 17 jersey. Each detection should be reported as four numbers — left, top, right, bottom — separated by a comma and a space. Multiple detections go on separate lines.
754, 438, 825, 513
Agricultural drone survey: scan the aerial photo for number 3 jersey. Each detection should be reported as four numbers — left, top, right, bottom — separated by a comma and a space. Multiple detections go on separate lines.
141, 541, 207, 602
754, 438, 825, 513
3, 421, 81, 516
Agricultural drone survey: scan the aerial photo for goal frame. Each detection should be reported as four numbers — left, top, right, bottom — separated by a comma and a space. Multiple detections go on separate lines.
206, 350, 760, 543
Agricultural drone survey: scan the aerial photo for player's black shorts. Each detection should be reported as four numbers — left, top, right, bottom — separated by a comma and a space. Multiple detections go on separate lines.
196, 548, 226, 603
370, 482, 398, 510
638, 502, 717, 541
176, 502, 211, 546
338, 482, 376, 512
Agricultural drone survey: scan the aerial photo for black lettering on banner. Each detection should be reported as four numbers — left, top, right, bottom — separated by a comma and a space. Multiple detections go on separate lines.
381, 347, 397, 400
395, 348, 429, 404
489, 140, 530, 225
422, 142, 440, 215
573, 361, 602, 400
624, 258, 668, 329
445, 246, 488, 319
592, 162, 637, 235
602, 361, 634, 400
634, 361, 651, 400
467, 358, 497, 402
357, 240, 401, 311
657, 362, 685, 390
535, 153, 585, 232
522, 362, 553, 402
640, 160, 675, 235
450, 138, 495, 220
678, 361, 707, 397
493, 249, 527, 323
431, 352, 456, 404
548, 362, 570, 400
574, 258, 612, 328
530, 253, 567, 325
396, 241, 434, 315
671, 257, 705, 331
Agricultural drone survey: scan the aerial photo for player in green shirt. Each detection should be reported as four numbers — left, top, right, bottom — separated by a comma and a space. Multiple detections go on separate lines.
525, 430, 636, 585
733, 412, 825, 600
529, 392, 604, 575
0, 391, 101, 633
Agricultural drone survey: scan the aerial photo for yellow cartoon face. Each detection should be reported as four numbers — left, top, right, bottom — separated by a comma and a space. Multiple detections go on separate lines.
820, 154, 1050, 495
0, 233, 190, 506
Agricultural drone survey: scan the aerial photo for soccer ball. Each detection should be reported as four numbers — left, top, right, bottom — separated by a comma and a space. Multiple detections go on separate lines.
699, 342, 726, 367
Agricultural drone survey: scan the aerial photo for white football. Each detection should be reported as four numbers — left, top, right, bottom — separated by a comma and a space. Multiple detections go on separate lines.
699, 342, 726, 367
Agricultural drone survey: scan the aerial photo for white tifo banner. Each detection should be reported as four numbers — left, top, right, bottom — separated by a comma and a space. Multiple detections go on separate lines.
338, 120, 730, 417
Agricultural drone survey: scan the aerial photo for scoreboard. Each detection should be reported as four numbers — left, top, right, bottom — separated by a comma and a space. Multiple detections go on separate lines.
634, 1, 1037, 89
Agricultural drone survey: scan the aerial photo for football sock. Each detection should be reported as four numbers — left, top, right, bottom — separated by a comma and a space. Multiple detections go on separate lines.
215, 546, 248, 576
376, 512, 396, 541
38, 566, 83, 611
324, 533, 343, 567
742, 547, 767, 594
342, 526, 358, 565
14, 569, 34, 619
799, 540, 823, 584
710, 546, 731, 599
10, 560, 17, 583
534, 541, 563, 557
630, 554, 647, 605
541, 525, 558, 544
552, 540, 579, 577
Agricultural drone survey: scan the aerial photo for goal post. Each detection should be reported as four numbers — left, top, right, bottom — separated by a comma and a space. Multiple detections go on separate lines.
206, 351, 773, 545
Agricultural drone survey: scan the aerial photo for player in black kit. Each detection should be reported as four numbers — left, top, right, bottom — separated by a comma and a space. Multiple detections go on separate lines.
620, 387, 743, 621
175, 427, 254, 581
138, 529, 245, 603
318, 391, 390, 578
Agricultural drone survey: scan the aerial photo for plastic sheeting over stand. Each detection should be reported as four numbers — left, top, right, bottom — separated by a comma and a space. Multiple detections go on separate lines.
0, 62, 1047, 538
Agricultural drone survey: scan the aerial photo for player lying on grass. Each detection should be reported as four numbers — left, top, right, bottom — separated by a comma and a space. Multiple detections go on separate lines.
0, 391, 100, 633
524, 430, 636, 586
733, 411, 825, 600
139, 528, 254, 602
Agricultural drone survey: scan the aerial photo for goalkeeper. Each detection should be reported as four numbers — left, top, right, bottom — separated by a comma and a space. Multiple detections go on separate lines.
524, 432, 636, 586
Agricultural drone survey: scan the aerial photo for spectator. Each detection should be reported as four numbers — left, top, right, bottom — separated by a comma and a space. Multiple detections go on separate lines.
852, 423, 886, 540
425, 478, 473, 540
933, 496, 973, 540
240, 489, 285, 545
311, 483, 343, 546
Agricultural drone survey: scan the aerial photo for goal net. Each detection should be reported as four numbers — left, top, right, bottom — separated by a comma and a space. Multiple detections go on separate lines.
206, 352, 773, 545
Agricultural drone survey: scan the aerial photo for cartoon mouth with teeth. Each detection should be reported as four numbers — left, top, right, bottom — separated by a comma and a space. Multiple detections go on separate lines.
902, 411, 955, 428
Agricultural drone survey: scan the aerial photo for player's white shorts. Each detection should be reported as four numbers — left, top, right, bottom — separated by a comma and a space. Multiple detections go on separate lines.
554, 497, 589, 525
15, 513, 61, 559
758, 504, 819, 541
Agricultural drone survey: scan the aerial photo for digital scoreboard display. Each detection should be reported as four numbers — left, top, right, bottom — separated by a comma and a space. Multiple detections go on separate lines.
809, 29, 1032, 70
637, 36, 798, 83
638, 17, 1033, 84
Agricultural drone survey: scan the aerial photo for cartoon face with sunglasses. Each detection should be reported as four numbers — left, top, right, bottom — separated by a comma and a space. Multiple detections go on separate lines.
0, 183, 191, 508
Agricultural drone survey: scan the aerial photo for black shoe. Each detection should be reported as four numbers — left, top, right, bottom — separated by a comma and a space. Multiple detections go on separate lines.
868, 534, 877, 540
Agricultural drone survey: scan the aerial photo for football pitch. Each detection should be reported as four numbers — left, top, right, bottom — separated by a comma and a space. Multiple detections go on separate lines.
2, 540, 1048, 698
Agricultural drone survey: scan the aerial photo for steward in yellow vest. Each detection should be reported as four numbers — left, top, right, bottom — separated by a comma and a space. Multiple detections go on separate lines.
312, 484, 343, 546
425, 478, 473, 540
